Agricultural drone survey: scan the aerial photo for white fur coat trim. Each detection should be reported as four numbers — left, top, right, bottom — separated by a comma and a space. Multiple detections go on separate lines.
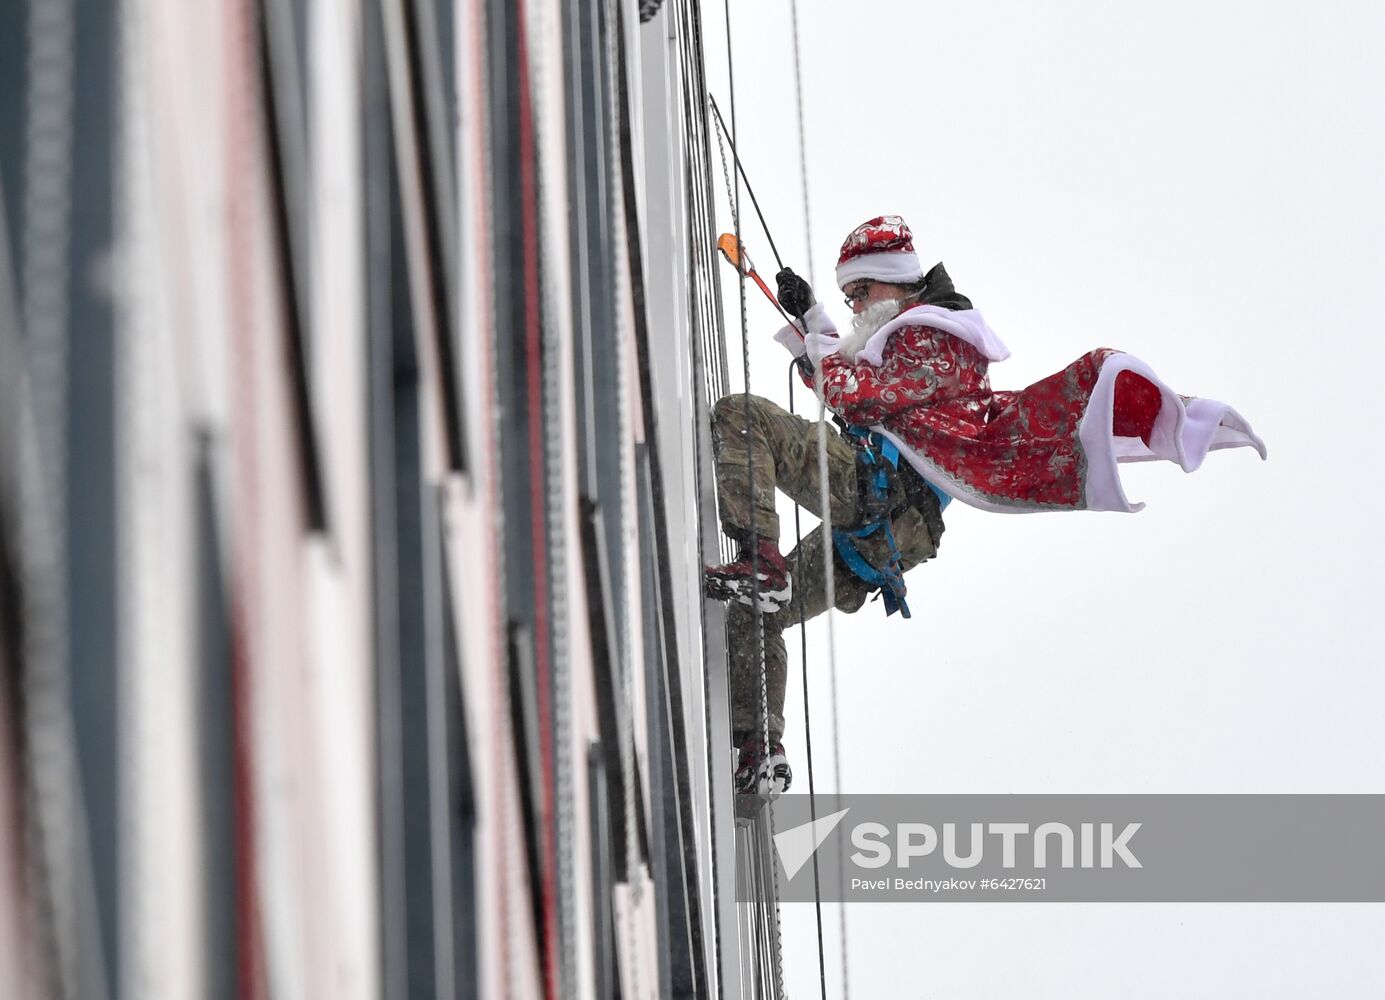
774, 302, 1011, 367
856, 304, 1011, 366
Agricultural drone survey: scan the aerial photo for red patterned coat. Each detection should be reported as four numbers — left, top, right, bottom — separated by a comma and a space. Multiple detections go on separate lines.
775, 302, 1265, 513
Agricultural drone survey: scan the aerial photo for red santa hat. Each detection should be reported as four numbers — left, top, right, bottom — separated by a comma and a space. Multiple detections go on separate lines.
835, 214, 926, 290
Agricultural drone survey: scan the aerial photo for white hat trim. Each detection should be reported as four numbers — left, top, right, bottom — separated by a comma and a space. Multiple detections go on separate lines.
836, 250, 925, 289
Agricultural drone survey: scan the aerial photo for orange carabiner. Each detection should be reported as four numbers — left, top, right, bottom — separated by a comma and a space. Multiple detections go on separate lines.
716, 233, 754, 275
716, 233, 800, 332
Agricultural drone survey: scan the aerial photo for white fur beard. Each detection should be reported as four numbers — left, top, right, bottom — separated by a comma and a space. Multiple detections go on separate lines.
837, 298, 904, 361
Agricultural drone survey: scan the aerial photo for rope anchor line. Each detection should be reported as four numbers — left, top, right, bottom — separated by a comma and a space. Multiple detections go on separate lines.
708, 93, 786, 275
714, 3, 854, 997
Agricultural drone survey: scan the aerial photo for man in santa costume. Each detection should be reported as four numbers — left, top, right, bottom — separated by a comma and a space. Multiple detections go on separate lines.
706, 214, 1266, 796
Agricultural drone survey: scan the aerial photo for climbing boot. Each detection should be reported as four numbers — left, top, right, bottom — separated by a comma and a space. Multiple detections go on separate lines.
704, 535, 792, 613
733, 736, 792, 797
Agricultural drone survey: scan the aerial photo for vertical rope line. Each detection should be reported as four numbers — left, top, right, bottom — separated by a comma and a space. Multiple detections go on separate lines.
708, 91, 736, 568
814, 381, 850, 1000
788, 0, 815, 288
788, 4, 852, 996
19, 1, 113, 997
678, 3, 719, 418
601, 6, 643, 1000
784, 5, 839, 996
510, 7, 562, 995
461, 0, 543, 990
717, 0, 765, 766
719, 0, 766, 754
786, 365, 829, 1000
722, 6, 786, 996
467, 0, 516, 990
521, 2, 576, 994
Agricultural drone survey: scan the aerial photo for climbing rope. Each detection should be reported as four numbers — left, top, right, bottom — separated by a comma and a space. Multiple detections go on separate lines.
719, 0, 789, 996
788, 0, 816, 289
20, 1, 114, 996
709, 109, 834, 1000
708, 95, 784, 273
601, 8, 645, 1000
524, 2, 578, 992
710, 4, 853, 997
783, 1, 845, 995
785, 364, 831, 1000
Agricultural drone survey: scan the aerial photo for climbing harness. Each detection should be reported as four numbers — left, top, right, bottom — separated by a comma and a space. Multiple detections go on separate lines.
832, 423, 953, 620
832, 426, 912, 617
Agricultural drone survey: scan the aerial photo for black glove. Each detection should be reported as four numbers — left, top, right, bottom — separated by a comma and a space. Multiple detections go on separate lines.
776, 267, 815, 319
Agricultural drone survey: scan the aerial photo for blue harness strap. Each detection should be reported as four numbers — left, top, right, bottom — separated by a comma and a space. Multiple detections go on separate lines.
832, 520, 911, 618
831, 427, 913, 618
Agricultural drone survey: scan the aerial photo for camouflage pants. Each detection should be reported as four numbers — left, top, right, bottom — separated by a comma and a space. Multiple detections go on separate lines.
711, 393, 944, 744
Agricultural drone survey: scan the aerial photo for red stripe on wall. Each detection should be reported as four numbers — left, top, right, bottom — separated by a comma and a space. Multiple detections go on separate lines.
513, 4, 559, 999
224, 0, 266, 994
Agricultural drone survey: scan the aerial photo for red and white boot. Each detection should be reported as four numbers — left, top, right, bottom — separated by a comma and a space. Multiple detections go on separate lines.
734, 736, 792, 797
704, 535, 792, 614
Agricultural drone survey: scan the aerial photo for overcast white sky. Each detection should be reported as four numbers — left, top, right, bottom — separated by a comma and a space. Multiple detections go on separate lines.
703, 1, 1385, 995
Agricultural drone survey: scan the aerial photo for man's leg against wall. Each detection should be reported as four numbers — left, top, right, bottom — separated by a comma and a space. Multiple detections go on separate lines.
727, 523, 875, 744
726, 495, 944, 745
719, 400, 868, 743
710, 393, 859, 541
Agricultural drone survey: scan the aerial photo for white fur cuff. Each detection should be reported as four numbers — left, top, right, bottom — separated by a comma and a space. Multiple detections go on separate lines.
799, 301, 836, 337
773, 325, 808, 357
805, 332, 841, 366
774, 301, 837, 358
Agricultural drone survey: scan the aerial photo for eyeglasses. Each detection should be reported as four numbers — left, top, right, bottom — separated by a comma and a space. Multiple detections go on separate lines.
843, 281, 875, 308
